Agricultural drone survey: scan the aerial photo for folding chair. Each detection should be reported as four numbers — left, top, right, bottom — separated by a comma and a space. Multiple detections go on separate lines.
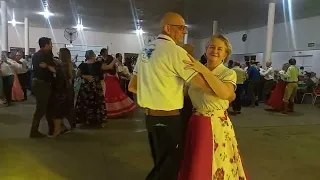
301, 88, 314, 104
312, 87, 320, 105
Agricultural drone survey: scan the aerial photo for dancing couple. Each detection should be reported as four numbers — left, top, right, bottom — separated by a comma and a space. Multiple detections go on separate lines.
267, 59, 299, 114
129, 12, 247, 180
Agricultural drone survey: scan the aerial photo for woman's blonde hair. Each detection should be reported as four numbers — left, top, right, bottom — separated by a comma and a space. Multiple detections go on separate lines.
206, 34, 232, 60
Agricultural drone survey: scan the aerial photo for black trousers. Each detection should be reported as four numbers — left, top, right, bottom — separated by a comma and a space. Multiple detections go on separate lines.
247, 80, 260, 106
262, 79, 276, 101
258, 76, 265, 101
30, 79, 54, 135
232, 84, 244, 112
18, 73, 28, 100
145, 115, 184, 180
2, 75, 14, 105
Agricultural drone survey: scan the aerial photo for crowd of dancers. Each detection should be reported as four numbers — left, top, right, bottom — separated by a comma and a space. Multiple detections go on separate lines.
1, 37, 137, 138
0, 51, 30, 106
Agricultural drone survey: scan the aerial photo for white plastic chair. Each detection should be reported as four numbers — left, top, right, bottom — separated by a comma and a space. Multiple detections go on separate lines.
312, 88, 320, 105
301, 88, 313, 104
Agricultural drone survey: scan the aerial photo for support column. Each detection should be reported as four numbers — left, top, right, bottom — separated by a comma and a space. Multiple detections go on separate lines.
264, 1, 276, 66
1, 1, 8, 51
212, 21, 218, 35
183, 33, 188, 44
24, 17, 29, 55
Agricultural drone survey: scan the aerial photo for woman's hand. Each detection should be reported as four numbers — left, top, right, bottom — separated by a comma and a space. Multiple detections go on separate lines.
183, 54, 210, 74
47, 66, 56, 73
82, 75, 94, 82
39, 62, 47, 68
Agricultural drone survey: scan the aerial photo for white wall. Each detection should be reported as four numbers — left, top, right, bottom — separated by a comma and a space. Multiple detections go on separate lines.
197, 15, 320, 54
1, 25, 145, 58
195, 15, 320, 75
2, 25, 199, 60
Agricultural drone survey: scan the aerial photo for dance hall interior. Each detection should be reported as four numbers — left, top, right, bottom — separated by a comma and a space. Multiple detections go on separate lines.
1, 0, 320, 179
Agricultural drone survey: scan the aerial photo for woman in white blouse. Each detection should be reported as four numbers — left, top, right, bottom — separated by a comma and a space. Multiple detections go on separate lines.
178, 34, 247, 180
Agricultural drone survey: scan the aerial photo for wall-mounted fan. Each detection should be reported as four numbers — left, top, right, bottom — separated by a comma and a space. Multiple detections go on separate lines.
144, 35, 156, 45
64, 28, 78, 44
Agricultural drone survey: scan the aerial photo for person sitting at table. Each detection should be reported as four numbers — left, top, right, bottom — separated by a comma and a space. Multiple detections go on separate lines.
296, 73, 316, 103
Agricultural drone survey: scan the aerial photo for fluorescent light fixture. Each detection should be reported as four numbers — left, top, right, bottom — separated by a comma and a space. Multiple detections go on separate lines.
8, 11, 23, 26
76, 23, 84, 31
38, 8, 54, 18
8, 20, 24, 26
135, 29, 145, 35
74, 17, 86, 31
10, 19, 16, 26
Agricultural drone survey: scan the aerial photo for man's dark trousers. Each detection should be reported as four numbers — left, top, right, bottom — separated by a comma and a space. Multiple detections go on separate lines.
232, 84, 244, 112
30, 79, 54, 136
2, 75, 14, 105
18, 73, 28, 100
145, 114, 184, 180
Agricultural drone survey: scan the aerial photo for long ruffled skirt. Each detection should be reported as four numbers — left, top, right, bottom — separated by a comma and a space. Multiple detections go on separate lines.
104, 75, 136, 118
12, 73, 24, 101
75, 78, 106, 125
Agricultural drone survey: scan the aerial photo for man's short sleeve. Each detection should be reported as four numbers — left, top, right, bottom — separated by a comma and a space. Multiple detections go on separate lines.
172, 49, 198, 82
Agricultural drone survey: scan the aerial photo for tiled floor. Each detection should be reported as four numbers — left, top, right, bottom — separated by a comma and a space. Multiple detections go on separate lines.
0, 98, 320, 180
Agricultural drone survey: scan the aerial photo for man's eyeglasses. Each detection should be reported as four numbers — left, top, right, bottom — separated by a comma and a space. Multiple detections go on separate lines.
168, 24, 187, 31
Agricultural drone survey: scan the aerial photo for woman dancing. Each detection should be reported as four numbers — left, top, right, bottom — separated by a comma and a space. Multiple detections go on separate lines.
47, 48, 74, 137
103, 53, 136, 118
76, 50, 115, 128
178, 34, 247, 180
267, 63, 293, 111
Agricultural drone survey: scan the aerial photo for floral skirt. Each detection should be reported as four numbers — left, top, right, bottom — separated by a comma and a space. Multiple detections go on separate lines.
178, 110, 247, 180
75, 78, 106, 125
104, 75, 136, 118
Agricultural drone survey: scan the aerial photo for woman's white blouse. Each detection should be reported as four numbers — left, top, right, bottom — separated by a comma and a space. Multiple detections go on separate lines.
188, 63, 237, 111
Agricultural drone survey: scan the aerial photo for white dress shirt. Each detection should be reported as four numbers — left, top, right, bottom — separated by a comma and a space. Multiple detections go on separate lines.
15, 59, 28, 74
0, 59, 21, 76
260, 66, 274, 80
133, 34, 198, 110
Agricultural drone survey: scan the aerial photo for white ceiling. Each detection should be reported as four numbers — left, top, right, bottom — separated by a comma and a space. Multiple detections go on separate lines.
2, 0, 320, 38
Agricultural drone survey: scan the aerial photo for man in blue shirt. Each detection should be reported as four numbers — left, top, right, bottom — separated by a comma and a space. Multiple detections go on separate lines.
247, 61, 260, 107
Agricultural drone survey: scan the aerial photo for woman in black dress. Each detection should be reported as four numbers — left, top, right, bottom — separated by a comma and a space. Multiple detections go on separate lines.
75, 50, 115, 127
48, 48, 74, 137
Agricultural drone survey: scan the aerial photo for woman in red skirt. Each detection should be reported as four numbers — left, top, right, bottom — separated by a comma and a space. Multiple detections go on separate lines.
178, 34, 247, 180
103, 53, 136, 118
267, 63, 293, 111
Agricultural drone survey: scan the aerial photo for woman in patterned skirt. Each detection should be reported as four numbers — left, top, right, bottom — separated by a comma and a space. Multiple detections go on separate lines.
75, 50, 115, 128
178, 34, 247, 180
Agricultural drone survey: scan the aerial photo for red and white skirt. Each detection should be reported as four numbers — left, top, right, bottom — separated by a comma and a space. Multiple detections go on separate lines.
178, 109, 247, 180
104, 75, 136, 118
